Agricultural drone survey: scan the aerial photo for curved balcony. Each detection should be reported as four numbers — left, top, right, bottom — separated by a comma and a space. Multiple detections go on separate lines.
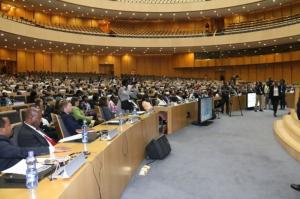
60, 0, 268, 13
0, 13, 300, 51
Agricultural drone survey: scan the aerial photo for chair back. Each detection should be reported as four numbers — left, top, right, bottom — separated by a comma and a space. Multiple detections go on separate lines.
51, 113, 65, 139
19, 108, 27, 122
10, 122, 22, 146
0, 110, 21, 123
56, 114, 72, 138
95, 105, 104, 119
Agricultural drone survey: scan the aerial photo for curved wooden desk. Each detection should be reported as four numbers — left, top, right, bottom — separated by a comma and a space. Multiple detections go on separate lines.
154, 101, 198, 134
0, 112, 159, 199
273, 109, 300, 162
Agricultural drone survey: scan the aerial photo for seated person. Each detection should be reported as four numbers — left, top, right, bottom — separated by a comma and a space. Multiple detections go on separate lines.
141, 95, 154, 112
99, 97, 115, 121
43, 97, 55, 123
0, 92, 13, 106
0, 117, 68, 171
297, 96, 300, 120
154, 93, 167, 106
71, 97, 93, 125
60, 100, 83, 136
169, 90, 181, 103
108, 95, 118, 113
80, 95, 98, 120
17, 107, 57, 148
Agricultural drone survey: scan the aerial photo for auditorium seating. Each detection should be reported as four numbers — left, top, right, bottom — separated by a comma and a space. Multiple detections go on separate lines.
224, 14, 300, 34
1, 10, 300, 38
273, 109, 300, 161
0, 110, 21, 123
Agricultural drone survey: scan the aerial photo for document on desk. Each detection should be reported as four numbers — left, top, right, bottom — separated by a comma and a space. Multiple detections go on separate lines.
59, 134, 82, 143
2, 159, 45, 175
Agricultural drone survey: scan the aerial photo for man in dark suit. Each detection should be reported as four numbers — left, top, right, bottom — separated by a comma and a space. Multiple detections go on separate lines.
279, 79, 286, 110
17, 107, 57, 149
60, 100, 82, 136
0, 117, 68, 171
269, 81, 280, 117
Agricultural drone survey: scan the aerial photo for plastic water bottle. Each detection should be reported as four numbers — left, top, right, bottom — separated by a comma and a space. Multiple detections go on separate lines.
119, 111, 124, 125
132, 107, 137, 116
82, 120, 88, 143
26, 151, 38, 189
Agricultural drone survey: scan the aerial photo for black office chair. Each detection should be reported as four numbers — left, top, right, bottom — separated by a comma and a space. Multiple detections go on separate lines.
10, 123, 22, 146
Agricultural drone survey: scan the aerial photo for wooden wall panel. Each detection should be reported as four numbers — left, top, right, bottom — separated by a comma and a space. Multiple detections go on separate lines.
44, 54, 52, 72
256, 64, 266, 81
248, 65, 257, 81
273, 63, 283, 80
76, 55, 84, 73
292, 62, 300, 84
34, 53, 44, 72
68, 55, 77, 73
282, 62, 292, 84
0, 48, 16, 61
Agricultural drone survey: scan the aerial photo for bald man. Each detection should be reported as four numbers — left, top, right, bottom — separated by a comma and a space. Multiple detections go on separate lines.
0, 117, 68, 171
17, 107, 57, 151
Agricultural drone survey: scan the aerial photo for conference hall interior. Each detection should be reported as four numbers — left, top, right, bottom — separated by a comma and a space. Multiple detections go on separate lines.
0, 0, 300, 198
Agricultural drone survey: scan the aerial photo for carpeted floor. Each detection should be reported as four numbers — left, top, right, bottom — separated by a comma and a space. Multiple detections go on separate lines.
121, 109, 300, 199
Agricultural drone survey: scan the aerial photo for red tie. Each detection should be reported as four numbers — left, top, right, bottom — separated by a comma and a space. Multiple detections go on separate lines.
43, 134, 57, 146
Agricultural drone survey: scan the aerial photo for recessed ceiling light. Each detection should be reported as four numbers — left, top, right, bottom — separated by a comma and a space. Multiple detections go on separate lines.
63, 3, 66, 6
4, 46, 7, 48
4, 38, 7, 41
227, 8, 231, 11
0, 33, 3, 36
242, 6, 246, 9
39, 3, 42, 6
78, 7, 81, 9
91, 9, 94, 12
17, 37, 21, 40
119, 12, 122, 15
257, 3, 260, 6
146, 13, 149, 16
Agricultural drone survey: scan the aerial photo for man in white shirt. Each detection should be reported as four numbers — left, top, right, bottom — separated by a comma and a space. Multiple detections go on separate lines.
16, 108, 57, 152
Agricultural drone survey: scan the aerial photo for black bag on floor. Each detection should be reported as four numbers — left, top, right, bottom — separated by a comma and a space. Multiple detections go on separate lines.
146, 134, 171, 160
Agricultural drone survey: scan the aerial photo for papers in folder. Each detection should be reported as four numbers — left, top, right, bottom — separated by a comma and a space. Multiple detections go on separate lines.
105, 120, 121, 125
2, 159, 45, 175
59, 134, 82, 143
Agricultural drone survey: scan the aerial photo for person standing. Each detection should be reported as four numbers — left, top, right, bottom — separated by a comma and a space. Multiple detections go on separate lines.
279, 79, 286, 110
118, 79, 134, 112
263, 83, 270, 110
269, 81, 280, 117
220, 81, 230, 115
255, 81, 264, 112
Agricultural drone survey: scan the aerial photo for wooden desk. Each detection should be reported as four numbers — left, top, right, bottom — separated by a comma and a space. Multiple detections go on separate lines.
286, 92, 295, 108
0, 112, 159, 199
154, 101, 198, 134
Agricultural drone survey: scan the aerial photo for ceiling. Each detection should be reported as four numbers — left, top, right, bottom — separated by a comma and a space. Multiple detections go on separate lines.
2, 0, 296, 21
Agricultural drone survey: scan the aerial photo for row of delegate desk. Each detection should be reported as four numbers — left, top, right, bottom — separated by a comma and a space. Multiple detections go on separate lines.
0, 101, 199, 199
2, 93, 293, 199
